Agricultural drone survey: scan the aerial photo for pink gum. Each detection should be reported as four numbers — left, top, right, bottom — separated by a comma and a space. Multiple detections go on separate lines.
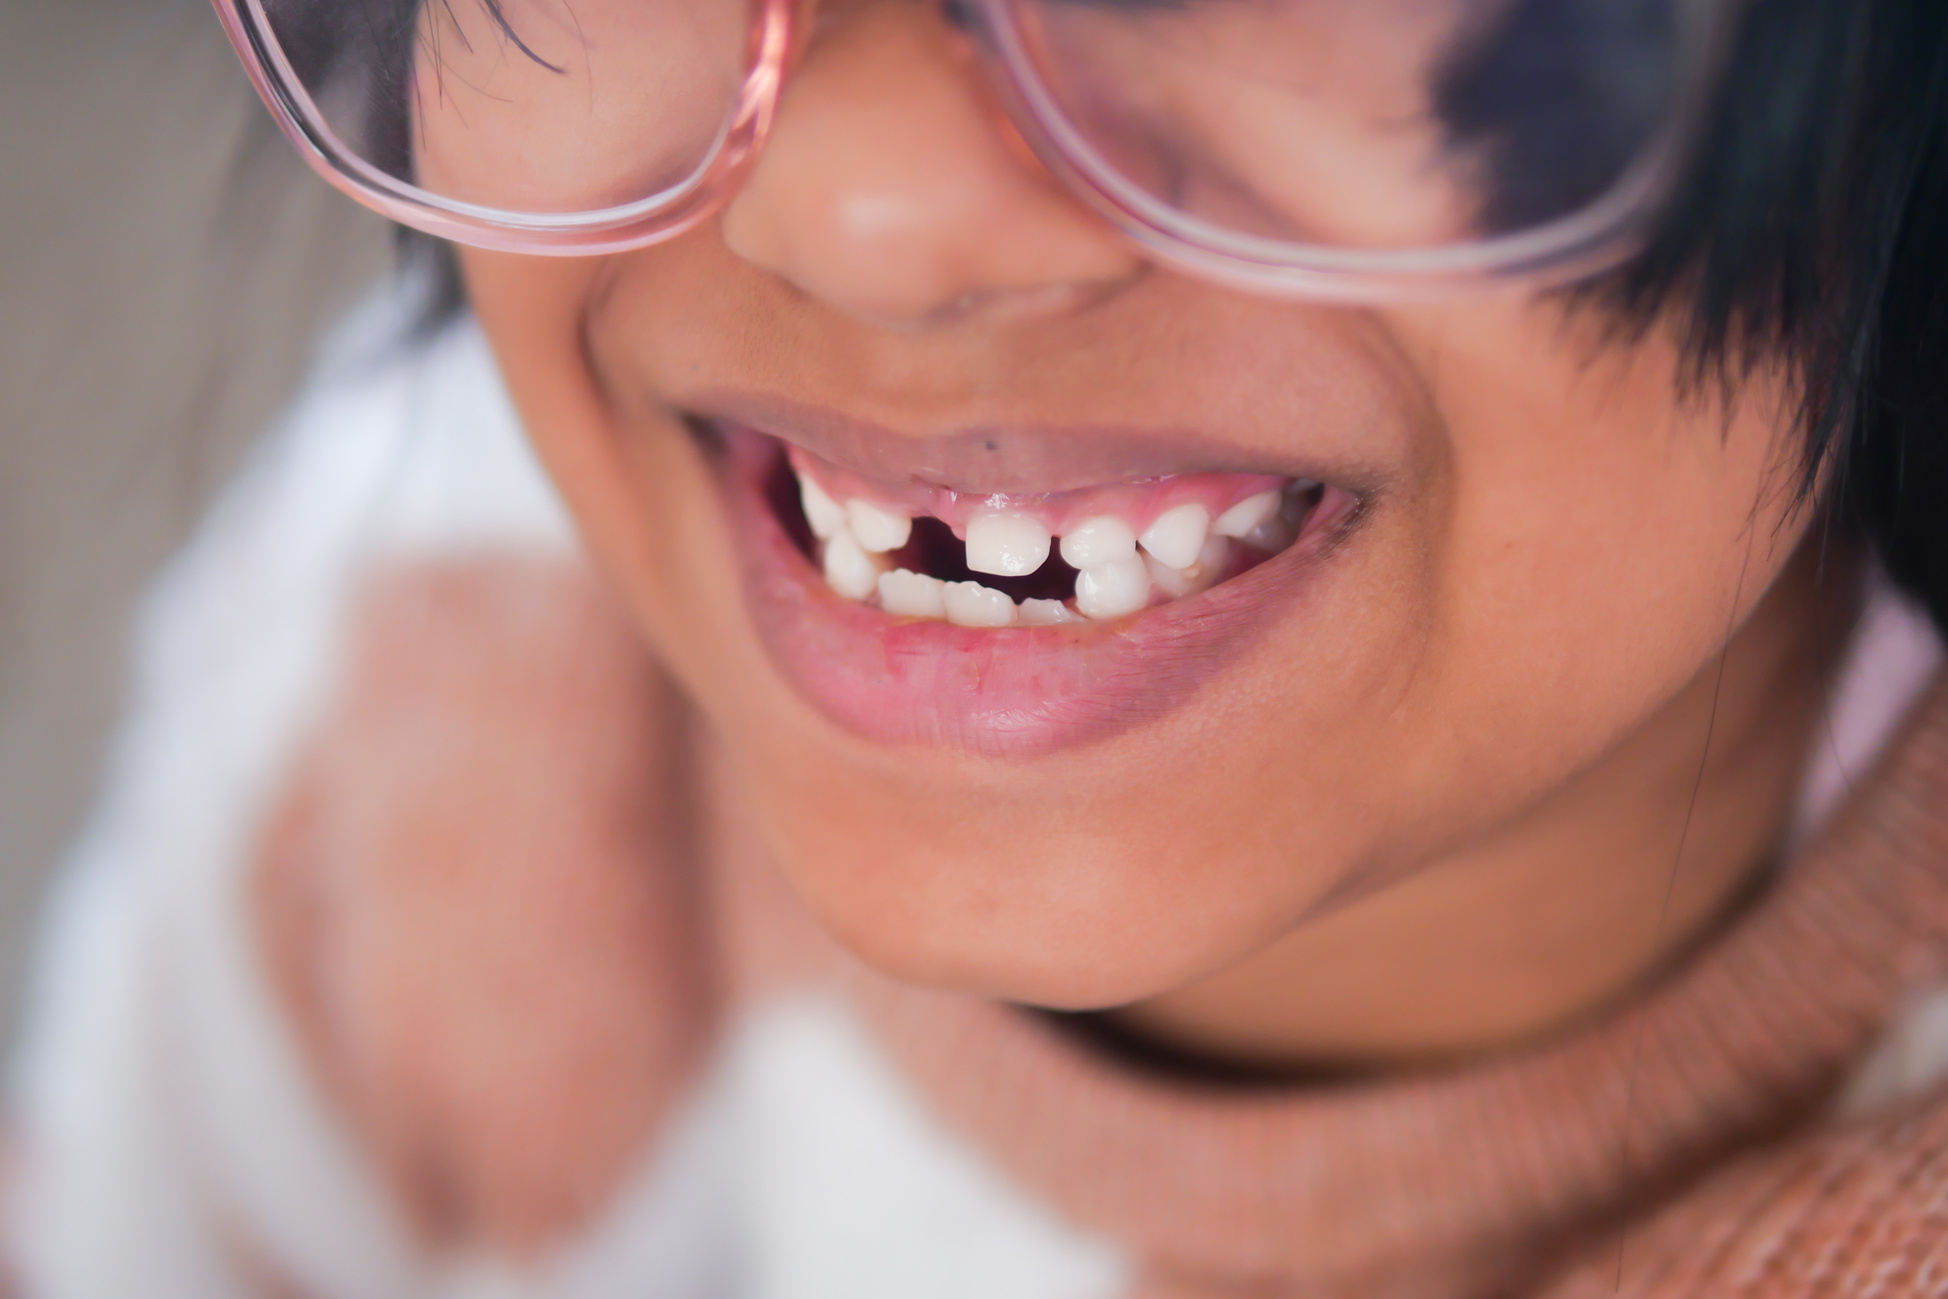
787, 447, 1291, 540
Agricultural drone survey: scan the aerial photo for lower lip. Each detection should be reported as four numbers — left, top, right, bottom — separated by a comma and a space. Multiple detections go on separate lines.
714, 426, 1355, 758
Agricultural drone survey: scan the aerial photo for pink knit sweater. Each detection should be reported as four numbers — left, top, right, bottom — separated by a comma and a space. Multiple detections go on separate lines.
241, 553, 1948, 1299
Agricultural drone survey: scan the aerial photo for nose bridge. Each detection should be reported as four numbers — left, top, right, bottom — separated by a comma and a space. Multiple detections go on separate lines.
718, 0, 1141, 328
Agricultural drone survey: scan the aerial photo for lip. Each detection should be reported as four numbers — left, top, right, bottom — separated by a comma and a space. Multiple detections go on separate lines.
706, 416, 1363, 758
689, 390, 1373, 497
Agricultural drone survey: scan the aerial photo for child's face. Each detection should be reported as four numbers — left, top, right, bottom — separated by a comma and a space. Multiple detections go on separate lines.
459, 0, 1813, 1012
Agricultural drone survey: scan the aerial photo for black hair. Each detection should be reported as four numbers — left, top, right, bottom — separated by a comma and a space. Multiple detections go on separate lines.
1594, 0, 1948, 635
380, 0, 1948, 632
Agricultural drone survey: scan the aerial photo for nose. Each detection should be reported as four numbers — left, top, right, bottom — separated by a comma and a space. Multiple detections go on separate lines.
718, 0, 1144, 328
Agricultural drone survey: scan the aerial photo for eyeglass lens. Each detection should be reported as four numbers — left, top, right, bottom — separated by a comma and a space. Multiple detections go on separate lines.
260, 0, 755, 214
1007, 0, 1686, 252
259, 0, 1692, 250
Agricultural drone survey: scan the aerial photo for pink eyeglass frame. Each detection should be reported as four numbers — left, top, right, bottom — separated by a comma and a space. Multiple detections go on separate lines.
212, 0, 1730, 302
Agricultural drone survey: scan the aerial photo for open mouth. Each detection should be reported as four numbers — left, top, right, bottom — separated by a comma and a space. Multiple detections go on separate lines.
704, 415, 1362, 756
790, 447, 1323, 626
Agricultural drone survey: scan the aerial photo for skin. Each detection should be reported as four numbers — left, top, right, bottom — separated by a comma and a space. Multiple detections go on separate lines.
445, 0, 1850, 1071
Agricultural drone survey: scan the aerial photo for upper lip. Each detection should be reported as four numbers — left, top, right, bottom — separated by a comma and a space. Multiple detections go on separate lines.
689, 390, 1372, 499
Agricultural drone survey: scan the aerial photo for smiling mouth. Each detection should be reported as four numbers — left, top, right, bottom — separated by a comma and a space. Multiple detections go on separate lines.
790, 444, 1324, 625
701, 414, 1363, 756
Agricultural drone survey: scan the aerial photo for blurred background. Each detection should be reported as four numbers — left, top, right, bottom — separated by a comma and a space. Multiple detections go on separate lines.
0, 0, 393, 1037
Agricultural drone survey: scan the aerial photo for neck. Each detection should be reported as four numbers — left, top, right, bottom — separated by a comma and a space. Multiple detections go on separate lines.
1115, 540, 1863, 1073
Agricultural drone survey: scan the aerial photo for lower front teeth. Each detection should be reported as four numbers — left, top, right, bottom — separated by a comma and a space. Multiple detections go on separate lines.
943, 581, 1019, 628
878, 568, 947, 618
1074, 556, 1151, 619
1020, 598, 1085, 626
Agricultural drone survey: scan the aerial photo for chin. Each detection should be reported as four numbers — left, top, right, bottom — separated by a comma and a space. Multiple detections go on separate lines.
747, 795, 1315, 1011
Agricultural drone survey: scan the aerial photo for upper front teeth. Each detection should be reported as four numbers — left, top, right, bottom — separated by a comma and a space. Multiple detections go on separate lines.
847, 498, 913, 553
1138, 503, 1212, 570
800, 473, 849, 541
965, 512, 1052, 578
1213, 491, 1279, 539
1058, 515, 1137, 569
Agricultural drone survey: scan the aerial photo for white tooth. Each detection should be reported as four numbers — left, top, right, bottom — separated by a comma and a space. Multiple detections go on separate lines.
823, 531, 884, 601
1019, 598, 1085, 626
1138, 503, 1211, 570
964, 512, 1052, 578
1074, 556, 1150, 620
1199, 532, 1232, 571
1146, 560, 1194, 599
845, 498, 913, 553
1058, 515, 1137, 569
1240, 483, 1315, 552
1145, 534, 1231, 598
877, 569, 947, 618
1213, 490, 1280, 539
798, 471, 848, 540
943, 581, 1018, 628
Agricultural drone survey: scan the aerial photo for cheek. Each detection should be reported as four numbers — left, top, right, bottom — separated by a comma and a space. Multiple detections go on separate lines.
459, 251, 719, 663
409, 0, 749, 210
463, 250, 1811, 1013
1385, 300, 1810, 812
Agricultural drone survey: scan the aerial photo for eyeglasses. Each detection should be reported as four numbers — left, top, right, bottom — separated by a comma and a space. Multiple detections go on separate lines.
214, 0, 1735, 301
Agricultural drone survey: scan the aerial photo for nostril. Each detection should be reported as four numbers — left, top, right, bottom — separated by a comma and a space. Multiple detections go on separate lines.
938, 0, 980, 34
